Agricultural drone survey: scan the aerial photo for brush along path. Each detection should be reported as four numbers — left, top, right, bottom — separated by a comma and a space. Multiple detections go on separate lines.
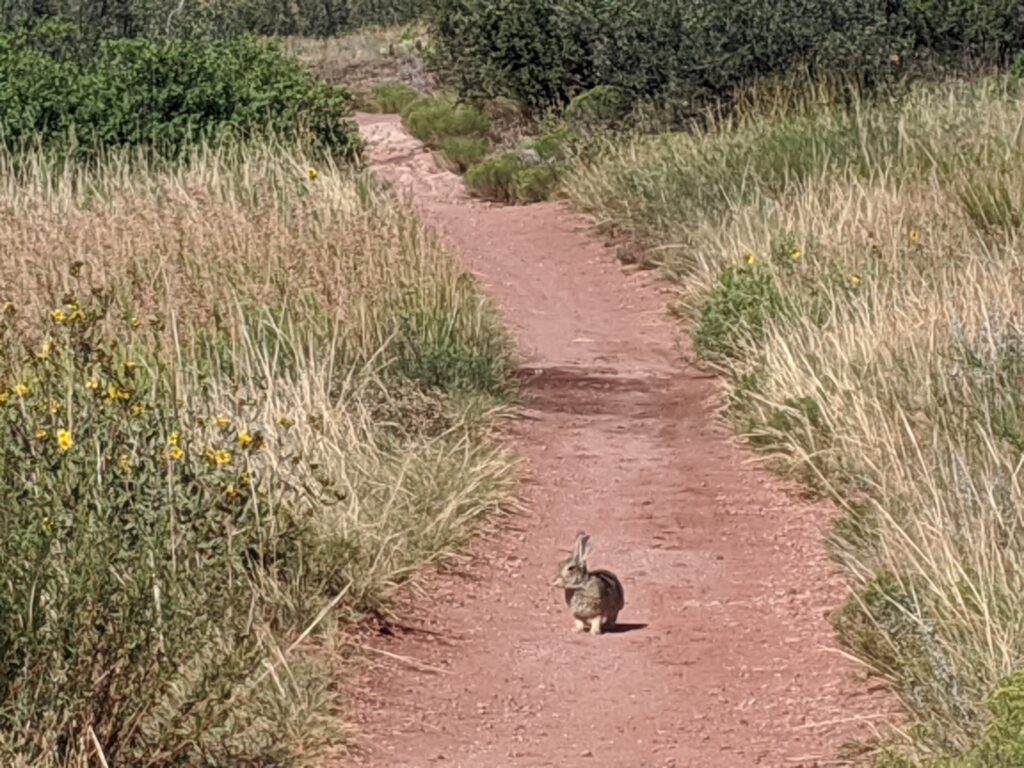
345, 113, 887, 767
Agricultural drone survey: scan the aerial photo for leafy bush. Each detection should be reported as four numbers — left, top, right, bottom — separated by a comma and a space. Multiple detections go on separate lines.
402, 95, 490, 147
438, 135, 490, 172
429, 0, 1024, 117
512, 164, 560, 203
565, 85, 630, 129
694, 258, 790, 363
0, 298, 318, 764
363, 81, 422, 113
457, 124, 574, 204
0, 28, 361, 160
0, 0, 430, 39
464, 153, 525, 202
527, 126, 576, 162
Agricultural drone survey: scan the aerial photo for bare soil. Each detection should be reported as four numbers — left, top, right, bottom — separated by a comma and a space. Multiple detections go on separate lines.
343, 113, 891, 768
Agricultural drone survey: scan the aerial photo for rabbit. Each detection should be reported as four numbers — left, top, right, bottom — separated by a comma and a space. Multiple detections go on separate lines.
552, 531, 624, 635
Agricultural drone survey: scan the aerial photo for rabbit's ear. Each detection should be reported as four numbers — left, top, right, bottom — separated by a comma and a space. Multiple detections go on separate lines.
573, 532, 592, 563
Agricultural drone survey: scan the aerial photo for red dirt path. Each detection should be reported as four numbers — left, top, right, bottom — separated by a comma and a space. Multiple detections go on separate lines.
343, 113, 889, 768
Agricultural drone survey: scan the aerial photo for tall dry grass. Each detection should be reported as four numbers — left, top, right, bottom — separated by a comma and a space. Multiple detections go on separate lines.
0, 140, 516, 764
563, 78, 1024, 763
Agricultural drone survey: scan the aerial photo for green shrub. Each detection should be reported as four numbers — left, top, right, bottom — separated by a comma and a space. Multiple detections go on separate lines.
464, 153, 525, 202
0, 1, 429, 39
364, 81, 422, 113
1014, 51, 1024, 77
565, 85, 630, 129
438, 135, 489, 172
402, 96, 490, 147
428, 0, 1024, 118
459, 131, 571, 204
0, 298, 319, 764
940, 671, 1024, 767
527, 126, 576, 162
0, 29, 361, 161
512, 164, 560, 203
694, 258, 791, 363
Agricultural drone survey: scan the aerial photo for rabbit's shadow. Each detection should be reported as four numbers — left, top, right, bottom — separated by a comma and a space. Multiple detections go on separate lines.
605, 622, 647, 634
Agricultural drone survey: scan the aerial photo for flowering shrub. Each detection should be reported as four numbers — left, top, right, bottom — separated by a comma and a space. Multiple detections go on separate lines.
0, 296, 310, 764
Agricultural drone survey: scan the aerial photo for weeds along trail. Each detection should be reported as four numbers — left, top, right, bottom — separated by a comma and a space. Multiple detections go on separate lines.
0, 139, 516, 764
562, 78, 1024, 764
345, 112, 888, 768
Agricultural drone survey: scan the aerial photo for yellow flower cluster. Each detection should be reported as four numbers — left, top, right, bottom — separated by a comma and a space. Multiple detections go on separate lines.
206, 448, 232, 466
50, 301, 83, 324
56, 429, 73, 451
106, 385, 131, 401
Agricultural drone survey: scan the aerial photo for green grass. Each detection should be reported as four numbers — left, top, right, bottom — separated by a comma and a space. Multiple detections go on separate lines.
402, 95, 490, 148
438, 135, 490, 172
563, 76, 1024, 762
360, 81, 423, 113
0, 139, 516, 765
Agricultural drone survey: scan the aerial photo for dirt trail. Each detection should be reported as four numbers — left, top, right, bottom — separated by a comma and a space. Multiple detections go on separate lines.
345, 113, 887, 768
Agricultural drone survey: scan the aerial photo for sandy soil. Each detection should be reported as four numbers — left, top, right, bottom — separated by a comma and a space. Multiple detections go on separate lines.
340, 113, 890, 768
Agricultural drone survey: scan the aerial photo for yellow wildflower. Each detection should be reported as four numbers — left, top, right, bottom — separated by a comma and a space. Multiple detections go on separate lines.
225, 484, 241, 499
850, 273, 862, 286
214, 415, 231, 430
35, 429, 48, 441
51, 309, 67, 323
790, 247, 801, 261
14, 383, 29, 397
307, 168, 318, 181
131, 404, 145, 416
0, 391, 7, 405
106, 385, 130, 401
36, 339, 52, 361
119, 454, 132, 473
238, 429, 253, 448
168, 431, 180, 446
169, 446, 184, 461
87, 378, 99, 390
206, 448, 232, 466
910, 229, 921, 244
49, 399, 60, 414
130, 318, 141, 330
56, 429, 73, 451
744, 254, 756, 265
